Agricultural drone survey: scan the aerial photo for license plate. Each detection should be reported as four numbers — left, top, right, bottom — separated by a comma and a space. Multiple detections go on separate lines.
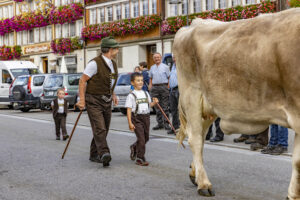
48, 91, 54, 96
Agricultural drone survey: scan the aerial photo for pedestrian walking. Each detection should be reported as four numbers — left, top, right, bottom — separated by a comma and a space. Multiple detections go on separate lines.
261, 125, 288, 155
76, 36, 119, 167
148, 52, 170, 131
125, 72, 159, 166
51, 88, 69, 141
207, 118, 224, 142
138, 61, 150, 92
168, 57, 179, 135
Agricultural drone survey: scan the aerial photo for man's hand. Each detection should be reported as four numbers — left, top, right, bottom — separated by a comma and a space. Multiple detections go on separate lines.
76, 100, 85, 111
129, 123, 135, 131
112, 94, 118, 106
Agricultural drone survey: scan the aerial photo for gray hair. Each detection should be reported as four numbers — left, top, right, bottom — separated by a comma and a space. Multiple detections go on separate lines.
101, 47, 110, 54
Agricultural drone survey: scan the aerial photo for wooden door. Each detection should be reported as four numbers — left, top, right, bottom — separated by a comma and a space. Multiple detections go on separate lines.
42, 57, 48, 73
146, 45, 156, 69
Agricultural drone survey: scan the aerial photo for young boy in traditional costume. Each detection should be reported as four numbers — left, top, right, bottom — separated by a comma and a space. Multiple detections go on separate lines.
125, 72, 158, 166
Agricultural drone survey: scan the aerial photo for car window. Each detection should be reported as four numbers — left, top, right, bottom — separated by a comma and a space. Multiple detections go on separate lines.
10, 68, 41, 77
33, 76, 45, 86
68, 74, 81, 86
2, 69, 12, 83
117, 74, 131, 86
44, 75, 63, 88
13, 76, 28, 86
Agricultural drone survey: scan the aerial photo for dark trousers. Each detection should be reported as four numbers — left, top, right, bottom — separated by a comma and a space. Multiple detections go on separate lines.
150, 85, 169, 126
131, 114, 150, 159
54, 113, 67, 138
86, 93, 112, 158
169, 87, 180, 129
207, 118, 224, 139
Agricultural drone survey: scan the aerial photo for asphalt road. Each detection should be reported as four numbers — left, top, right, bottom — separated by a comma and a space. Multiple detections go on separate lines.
0, 110, 293, 200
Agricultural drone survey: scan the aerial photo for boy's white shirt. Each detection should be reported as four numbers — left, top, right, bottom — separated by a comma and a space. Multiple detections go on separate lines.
125, 89, 152, 114
51, 98, 68, 113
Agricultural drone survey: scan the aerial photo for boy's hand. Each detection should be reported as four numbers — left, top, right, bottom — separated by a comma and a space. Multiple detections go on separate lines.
129, 123, 135, 131
152, 97, 159, 104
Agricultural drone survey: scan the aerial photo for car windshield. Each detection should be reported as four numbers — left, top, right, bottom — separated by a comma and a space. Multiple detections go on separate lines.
117, 74, 131, 86
10, 68, 40, 77
13, 76, 28, 86
44, 75, 63, 88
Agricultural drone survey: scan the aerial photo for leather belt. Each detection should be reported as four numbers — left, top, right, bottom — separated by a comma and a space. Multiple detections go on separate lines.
152, 83, 168, 86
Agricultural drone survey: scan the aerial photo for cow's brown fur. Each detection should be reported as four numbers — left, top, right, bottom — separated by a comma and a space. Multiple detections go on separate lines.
173, 8, 300, 199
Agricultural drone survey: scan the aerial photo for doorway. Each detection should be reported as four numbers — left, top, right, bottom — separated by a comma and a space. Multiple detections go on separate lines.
146, 45, 156, 69
42, 57, 48, 73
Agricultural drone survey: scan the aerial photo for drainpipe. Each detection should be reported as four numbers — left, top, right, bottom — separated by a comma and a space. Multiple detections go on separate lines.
160, 0, 165, 56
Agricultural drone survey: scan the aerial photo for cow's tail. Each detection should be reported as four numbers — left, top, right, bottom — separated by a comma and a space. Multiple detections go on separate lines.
177, 99, 187, 146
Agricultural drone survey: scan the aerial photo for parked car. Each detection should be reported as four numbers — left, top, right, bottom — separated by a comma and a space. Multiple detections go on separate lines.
113, 72, 132, 115
162, 53, 173, 70
0, 61, 40, 108
9, 74, 48, 112
40, 73, 82, 110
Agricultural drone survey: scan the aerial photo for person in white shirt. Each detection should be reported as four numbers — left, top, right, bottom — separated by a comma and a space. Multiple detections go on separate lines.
125, 72, 158, 166
51, 88, 69, 141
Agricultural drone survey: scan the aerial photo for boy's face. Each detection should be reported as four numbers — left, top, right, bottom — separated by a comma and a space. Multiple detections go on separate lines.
131, 76, 143, 90
57, 90, 65, 99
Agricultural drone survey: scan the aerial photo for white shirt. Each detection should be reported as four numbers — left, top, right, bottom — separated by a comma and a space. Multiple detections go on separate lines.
125, 90, 152, 114
51, 98, 66, 113
83, 55, 115, 88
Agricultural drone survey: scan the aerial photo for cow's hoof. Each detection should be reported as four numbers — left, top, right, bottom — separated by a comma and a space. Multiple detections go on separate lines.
189, 175, 197, 186
198, 188, 215, 197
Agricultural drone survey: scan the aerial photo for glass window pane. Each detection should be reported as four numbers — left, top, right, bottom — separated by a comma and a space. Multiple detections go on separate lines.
100, 8, 105, 22
33, 76, 45, 86
70, 23, 76, 37
124, 3, 130, 19
133, 1, 139, 17
23, 31, 28, 45
107, 7, 113, 21
47, 25, 52, 41
34, 28, 39, 43
2, 70, 12, 84
76, 20, 83, 37
116, 5, 121, 20
152, 0, 157, 14
194, 0, 202, 13
63, 23, 69, 37
56, 24, 62, 38
142, 0, 148, 16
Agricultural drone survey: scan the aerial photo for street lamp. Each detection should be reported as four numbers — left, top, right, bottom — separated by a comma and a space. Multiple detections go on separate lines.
169, 0, 189, 26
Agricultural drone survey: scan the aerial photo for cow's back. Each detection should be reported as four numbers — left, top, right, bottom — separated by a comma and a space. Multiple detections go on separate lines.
174, 8, 300, 133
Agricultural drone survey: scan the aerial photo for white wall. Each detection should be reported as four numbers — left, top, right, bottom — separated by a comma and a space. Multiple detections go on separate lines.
138, 45, 147, 63
164, 41, 172, 54
75, 49, 85, 72
120, 45, 139, 73
85, 49, 98, 65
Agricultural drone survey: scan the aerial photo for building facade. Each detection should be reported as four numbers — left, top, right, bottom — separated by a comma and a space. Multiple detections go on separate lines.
0, 0, 267, 73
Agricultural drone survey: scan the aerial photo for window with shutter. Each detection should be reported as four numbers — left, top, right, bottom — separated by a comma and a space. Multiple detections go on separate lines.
4, 35, 8, 45
232, 0, 241, 6
40, 27, 46, 42
152, 0, 157, 14
3, 7, 7, 18
70, 23, 76, 37
9, 33, 14, 46
46, 25, 52, 41
8, 5, 13, 18
56, 24, 62, 38
194, 0, 202, 13
63, 23, 69, 37
116, 5, 121, 20
133, 1, 139, 18
97, 8, 101, 23
107, 7, 113, 21
23, 31, 28, 45
124, 3, 130, 19
0, 7, 3, 19
170, 4, 178, 16
17, 32, 21, 45
206, 0, 214, 10
100, 8, 105, 22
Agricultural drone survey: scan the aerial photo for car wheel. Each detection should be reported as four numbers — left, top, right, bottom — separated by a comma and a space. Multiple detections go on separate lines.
20, 108, 30, 112
8, 105, 13, 109
120, 108, 127, 115
12, 86, 26, 101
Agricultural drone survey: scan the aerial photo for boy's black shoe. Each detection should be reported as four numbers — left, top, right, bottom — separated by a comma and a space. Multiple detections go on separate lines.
63, 135, 69, 141
135, 158, 149, 166
101, 153, 111, 167
233, 135, 248, 143
152, 124, 164, 130
210, 137, 223, 142
130, 145, 136, 161
56, 136, 60, 140
89, 155, 102, 163
244, 138, 256, 144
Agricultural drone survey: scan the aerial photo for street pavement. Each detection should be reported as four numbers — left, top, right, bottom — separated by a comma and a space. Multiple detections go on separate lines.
0, 108, 294, 200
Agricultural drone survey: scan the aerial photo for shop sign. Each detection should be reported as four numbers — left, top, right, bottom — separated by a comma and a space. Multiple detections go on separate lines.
24, 44, 50, 54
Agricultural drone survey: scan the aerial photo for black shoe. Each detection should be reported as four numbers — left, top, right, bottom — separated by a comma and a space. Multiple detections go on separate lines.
56, 136, 60, 140
270, 145, 288, 155
233, 136, 248, 143
261, 145, 275, 154
244, 138, 256, 144
210, 137, 223, 142
152, 124, 164, 130
89, 155, 102, 163
250, 143, 266, 151
63, 135, 69, 141
164, 125, 171, 131
167, 130, 176, 135
100, 153, 111, 167
130, 145, 136, 161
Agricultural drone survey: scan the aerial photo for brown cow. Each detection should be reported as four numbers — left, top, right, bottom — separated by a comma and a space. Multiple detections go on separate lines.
173, 8, 300, 199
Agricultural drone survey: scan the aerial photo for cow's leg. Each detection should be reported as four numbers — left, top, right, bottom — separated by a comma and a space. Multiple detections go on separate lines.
288, 132, 300, 200
188, 116, 215, 196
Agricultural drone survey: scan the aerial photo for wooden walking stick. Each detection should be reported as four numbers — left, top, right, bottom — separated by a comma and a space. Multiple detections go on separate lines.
156, 102, 185, 148
61, 110, 83, 159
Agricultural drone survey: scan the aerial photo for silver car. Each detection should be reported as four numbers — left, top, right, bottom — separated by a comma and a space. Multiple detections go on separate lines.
113, 73, 132, 115
9, 74, 49, 112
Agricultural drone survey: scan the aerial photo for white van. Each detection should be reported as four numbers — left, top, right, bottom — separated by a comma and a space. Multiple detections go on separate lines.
0, 61, 41, 107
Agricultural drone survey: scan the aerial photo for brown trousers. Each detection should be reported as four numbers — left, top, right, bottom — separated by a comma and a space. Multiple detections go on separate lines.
86, 93, 112, 158
131, 114, 150, 159
54, 113, 67, 137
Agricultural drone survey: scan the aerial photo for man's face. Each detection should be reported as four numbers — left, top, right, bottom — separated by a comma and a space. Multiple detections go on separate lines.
109, 48, 119, 59
153, 54, 162, 65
